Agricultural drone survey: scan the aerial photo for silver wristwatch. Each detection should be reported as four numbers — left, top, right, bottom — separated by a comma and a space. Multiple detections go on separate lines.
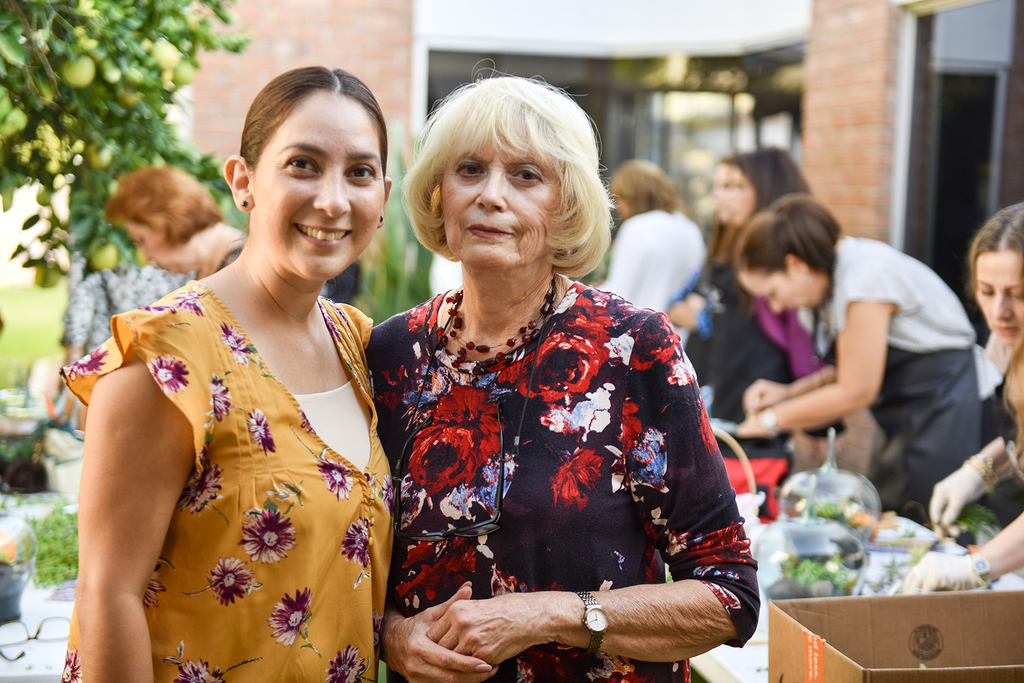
758, 408, 779, 433
576, 591, 607, 653
969, 553, 992, 586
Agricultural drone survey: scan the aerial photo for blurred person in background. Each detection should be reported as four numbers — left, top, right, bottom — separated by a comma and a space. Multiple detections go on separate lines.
63, 166, 244, 363
109, 166, 244, 280
369, 75, 758, 683
601, 159, 705, 346
60, 66, 392, 682
903, 202, 1024, 592
666, 148, 823, 519
735, 194, 980, 523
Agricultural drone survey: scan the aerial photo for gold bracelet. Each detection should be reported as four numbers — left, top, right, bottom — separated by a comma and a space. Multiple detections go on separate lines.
966, 454, 997, 494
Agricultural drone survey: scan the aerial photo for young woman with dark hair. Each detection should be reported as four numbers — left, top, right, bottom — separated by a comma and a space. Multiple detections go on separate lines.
60, 66, 392, 682
666, 148, 822, 519
735, 194, 981, 523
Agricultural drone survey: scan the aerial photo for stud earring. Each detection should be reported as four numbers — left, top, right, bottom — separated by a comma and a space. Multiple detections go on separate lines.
379, 215, 384, 223
242, 201, 248, 207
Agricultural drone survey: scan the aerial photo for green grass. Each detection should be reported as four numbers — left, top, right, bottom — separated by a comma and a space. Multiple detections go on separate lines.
0, 284, 66, 387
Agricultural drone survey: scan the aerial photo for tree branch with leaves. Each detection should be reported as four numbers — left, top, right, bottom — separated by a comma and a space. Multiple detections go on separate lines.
0, 0, 250, 281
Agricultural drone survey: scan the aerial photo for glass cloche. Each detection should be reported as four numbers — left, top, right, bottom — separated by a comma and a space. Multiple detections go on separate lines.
778, 428, 881, 541
754, 473, 868, 600
0, 510, 38, 622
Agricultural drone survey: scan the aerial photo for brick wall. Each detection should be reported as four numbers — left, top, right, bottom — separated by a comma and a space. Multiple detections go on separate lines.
903, 13, 933, 262
999, 0, 1024, 207
801, 0, 902, 240
189, 0, 414, 160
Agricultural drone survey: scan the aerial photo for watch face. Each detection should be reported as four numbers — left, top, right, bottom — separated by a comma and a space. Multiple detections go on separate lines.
586, 609, 608, 632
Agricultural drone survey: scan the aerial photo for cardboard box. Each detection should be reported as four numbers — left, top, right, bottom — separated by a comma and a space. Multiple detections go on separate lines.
769, 591, 1024, 682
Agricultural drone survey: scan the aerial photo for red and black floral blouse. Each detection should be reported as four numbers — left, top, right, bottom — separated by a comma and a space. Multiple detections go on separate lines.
368, 282, 759, 683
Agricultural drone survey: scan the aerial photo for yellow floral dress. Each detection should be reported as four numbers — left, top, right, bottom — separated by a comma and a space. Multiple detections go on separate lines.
61, 282, 393, 683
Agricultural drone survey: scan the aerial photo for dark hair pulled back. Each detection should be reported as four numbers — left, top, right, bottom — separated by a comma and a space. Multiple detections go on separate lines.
735, 193, 842, 276
240, 66, 388, 176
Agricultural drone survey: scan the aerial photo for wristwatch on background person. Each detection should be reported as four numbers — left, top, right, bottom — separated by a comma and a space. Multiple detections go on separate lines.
758, 408, 779, 434
969, 553, 992, 587
576, 591, 607, 653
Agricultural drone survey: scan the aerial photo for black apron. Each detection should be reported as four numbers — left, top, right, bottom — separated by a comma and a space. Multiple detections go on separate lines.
867, 346, 981, 523
685, 262, 794, 518
686, 262, 792, 424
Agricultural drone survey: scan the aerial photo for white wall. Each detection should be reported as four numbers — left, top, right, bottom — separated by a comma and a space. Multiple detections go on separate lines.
416, 0, 812, 57
934, 0, 1016, 68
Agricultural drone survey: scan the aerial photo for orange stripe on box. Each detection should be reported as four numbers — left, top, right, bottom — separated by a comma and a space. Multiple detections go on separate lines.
804, 629, 825, 683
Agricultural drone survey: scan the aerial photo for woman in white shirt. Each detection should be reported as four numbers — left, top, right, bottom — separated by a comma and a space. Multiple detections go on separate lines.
602, 160, 705, 344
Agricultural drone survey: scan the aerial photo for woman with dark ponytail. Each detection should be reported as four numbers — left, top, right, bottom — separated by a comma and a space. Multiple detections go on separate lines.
734, 194, 980, 524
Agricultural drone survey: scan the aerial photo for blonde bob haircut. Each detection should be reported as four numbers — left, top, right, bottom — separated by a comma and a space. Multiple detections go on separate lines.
404, 76, 613, 278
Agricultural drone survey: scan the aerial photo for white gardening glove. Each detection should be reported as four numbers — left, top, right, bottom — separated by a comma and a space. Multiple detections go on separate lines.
902, 552, 986, 592
929, 464, 987, 537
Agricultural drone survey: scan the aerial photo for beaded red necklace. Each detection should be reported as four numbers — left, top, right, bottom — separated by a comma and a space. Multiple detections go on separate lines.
436, 276, 557, 375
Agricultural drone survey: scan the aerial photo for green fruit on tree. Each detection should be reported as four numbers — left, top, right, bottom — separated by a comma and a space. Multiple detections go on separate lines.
88, 243, 120, 271
125, 67, 145, 86
172, 61, 197, 86
62, 56, 96, 89
135, 244, 149, 266
0, 185, 14, 212
117, 89, 140, 107
0, 108, 28, 137
34, 264, 64, 288
87, 143, 113, 169
36, 187, 53, 206
102, 60, 122, 84
150, 39, 182, 70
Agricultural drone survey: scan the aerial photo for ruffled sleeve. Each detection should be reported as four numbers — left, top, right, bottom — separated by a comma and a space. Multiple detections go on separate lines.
61, 290, 212, 469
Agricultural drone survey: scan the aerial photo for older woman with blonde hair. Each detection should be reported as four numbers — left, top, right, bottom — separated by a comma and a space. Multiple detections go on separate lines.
368, 76, 758, 683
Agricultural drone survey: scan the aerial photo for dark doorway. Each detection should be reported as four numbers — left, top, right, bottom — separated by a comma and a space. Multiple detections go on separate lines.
927, 73, 996, 338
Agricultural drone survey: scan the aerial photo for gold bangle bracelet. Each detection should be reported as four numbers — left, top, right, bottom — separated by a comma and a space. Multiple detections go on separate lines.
966, 454, 997, 494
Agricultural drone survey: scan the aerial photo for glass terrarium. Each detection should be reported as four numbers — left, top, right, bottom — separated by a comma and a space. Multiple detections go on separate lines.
754, 474, 868, 600
778, 428, 881, 540
0, 510, 38, 622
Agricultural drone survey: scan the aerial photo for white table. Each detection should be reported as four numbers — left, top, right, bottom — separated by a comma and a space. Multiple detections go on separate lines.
0, 584, 73, 682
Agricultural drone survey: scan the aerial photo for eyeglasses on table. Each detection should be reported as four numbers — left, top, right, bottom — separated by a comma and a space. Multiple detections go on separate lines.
0, 616, 71, 662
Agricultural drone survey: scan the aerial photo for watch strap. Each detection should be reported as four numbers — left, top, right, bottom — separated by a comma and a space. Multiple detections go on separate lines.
576, 591, 605, 653
969, 553, 992, 586
759, 408, 779, 432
